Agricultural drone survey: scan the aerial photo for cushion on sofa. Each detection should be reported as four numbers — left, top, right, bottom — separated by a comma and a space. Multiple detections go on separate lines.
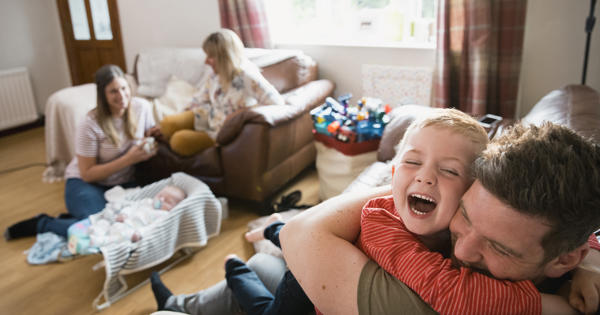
261, 54, 317, 94
134, 48, 209, 97
521, 84, 600, 142
152, 76, 198, 122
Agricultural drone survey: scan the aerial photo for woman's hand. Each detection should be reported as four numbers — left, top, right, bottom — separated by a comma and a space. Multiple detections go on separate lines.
77, 141, 156, 183
124, 142, 155, 164
145, 126, 165, 142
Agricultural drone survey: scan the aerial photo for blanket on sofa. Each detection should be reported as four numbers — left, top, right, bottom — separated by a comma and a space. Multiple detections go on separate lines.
43, 83, 97, 182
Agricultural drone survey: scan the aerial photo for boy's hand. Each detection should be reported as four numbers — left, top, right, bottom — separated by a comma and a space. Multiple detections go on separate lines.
542, 293, 578, 315
569, 267, 600, 314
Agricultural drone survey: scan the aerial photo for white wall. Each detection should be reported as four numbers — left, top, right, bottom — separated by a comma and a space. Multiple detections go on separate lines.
518, 0, 600, 117
0, 0, 70, 114
117, 0, 220, 73
277, 44, 435, 101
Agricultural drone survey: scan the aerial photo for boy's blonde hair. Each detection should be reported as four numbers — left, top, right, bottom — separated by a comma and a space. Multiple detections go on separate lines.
396, 108, 489, 159
202, 29, 245, 89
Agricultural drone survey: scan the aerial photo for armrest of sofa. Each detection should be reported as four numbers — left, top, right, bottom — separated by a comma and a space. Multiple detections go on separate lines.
216, 79, 335, 145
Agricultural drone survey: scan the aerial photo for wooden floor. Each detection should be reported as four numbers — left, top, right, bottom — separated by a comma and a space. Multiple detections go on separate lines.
0, 127, 320, 315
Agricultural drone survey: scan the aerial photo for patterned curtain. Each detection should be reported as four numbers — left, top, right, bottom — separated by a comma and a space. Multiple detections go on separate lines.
432, 0, 527, 118
218, 0, 272, 48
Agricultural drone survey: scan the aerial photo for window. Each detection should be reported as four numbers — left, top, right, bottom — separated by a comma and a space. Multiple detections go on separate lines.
68, 0, 91, 40
90, 0, 113, 40
264, 0, 436, 48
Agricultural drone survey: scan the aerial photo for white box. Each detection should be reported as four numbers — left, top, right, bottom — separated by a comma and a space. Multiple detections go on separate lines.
315, 142, 378, 200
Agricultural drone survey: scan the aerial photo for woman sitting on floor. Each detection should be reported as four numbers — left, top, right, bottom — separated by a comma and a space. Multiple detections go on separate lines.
5, 64, 160, 240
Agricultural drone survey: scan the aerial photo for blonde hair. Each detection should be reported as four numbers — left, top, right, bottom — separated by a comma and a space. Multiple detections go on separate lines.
94, 64, 137, 146
202, 29, 246, 89
396, 108, 489, 158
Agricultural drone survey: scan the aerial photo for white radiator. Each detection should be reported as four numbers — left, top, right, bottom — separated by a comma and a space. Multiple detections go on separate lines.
0, 67, 39, 131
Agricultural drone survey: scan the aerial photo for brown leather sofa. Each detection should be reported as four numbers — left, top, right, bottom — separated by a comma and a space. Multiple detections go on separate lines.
345, 84, 600, 193
137, 53, 335, 203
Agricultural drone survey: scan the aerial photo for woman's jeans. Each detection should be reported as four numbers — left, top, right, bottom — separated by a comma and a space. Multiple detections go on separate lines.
36, 178, 135, 237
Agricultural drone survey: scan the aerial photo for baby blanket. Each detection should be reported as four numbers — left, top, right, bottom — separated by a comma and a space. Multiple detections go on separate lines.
91, 172, 221, 309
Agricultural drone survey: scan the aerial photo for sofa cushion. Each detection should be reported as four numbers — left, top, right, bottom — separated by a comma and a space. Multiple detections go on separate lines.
522, 84, 600, 142
261, 54, 318, 94
152, 76, 197, 122
134, 48, 208, 97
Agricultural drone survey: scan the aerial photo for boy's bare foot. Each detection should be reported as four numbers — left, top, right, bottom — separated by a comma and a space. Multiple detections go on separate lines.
244, 213, 283, 243
225, 254, 240, 265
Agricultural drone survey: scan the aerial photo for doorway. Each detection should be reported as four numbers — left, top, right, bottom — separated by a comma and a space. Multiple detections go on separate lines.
56, 0, 126, 85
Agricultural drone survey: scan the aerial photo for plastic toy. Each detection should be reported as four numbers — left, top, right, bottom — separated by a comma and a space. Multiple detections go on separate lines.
311, 94, 391, 144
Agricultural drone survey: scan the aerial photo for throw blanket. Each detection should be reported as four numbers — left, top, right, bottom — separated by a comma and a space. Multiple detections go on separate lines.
43, 83, 96, 182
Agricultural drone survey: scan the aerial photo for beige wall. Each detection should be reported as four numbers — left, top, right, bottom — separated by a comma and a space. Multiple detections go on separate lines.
118, 0, 220, 73
0, 0, 70, 114
518, 0, 600, 117
117, 0, 434, 101
277, 44, 435, 101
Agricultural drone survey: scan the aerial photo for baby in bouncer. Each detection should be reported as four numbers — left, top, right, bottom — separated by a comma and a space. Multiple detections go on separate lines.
68, 185, 187, 255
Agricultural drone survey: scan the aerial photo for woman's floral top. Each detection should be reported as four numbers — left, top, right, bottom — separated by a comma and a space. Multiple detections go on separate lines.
190, 61, 284, 139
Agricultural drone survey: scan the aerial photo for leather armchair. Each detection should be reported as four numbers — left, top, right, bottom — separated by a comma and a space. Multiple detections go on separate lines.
137, 52, 335, 203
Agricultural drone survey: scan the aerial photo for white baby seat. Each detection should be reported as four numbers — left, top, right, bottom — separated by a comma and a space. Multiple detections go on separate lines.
93, 172, 222, 310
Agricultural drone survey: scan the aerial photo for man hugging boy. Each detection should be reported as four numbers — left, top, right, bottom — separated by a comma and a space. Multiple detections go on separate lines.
152, 108, 599, 314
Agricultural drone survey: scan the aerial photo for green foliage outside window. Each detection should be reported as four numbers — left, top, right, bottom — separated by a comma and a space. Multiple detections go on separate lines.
352, 0, 390, 9
292, 0, 316, 20
421, 0, 435, 18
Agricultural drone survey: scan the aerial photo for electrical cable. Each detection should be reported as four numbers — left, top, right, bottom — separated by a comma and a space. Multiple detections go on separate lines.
0, 163, 48, 175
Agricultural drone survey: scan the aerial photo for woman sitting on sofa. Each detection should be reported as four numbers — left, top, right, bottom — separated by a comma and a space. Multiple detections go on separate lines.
160, 28, 285, 156
5, 64, 160, 240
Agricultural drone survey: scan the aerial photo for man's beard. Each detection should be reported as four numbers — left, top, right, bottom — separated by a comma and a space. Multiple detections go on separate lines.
450, 233, 498, 280
449, 253, 498, 279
